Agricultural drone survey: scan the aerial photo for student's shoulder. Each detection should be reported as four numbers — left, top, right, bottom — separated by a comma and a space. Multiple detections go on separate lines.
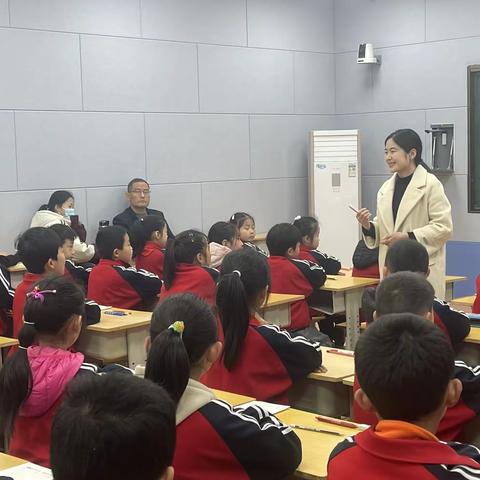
201, 265, 220, 282
329, 436, 358, 461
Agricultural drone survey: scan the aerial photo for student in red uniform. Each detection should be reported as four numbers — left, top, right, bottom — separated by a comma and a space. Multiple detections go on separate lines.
88, 226, 161, 310
203, 248, 322, 402
49, 224, 92, 290
160, 230, 218, 306
354, 272, 480, 442
474, 276, 480, 313
51, 374, 175, 480
0, 276, 128, 467
293, 215, 341, 274
362, 239, 470, 345
230, 212, 267, 255
12, 227, 66, 338
329, 313, 480, 479
144, 293, 301, 479
130, 215, 168, 278
266, 223, 329, 343
208, 221, 242, 268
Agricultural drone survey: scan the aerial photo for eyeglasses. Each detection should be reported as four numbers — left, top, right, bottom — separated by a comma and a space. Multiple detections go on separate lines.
130, 189, 151, 195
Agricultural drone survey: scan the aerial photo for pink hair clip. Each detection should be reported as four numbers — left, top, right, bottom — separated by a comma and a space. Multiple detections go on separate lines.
26, 286, 57, 303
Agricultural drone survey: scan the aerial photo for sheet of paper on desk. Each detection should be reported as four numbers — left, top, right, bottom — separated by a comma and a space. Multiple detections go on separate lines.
237, 400, 290, 415
0, 463, 52, 479
99, 305, 112, 310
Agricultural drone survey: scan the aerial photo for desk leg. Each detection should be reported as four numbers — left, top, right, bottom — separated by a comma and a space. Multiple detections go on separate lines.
126, 326, 149, 370
445, 283, 454, 302
345, 288, 361, 350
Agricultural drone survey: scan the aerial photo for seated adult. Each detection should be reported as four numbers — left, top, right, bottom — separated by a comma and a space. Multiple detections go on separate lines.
113, 178, 173, 237
30, 190, 95, 264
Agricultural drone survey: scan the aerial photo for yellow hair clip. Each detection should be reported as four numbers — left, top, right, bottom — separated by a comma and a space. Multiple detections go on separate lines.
168, 321, 185, 337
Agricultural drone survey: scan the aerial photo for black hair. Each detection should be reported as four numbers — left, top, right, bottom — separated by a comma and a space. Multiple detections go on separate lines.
39, 190, 74, 212
129, 215, 166, 258
385, 239, 429, 275
355, 313, 454, 421
163, 230, 208, 290
208, 221, 237, 245
293, 216, 319, 241
127, 178, 150, 192
17, 227, 62, 274
217, 248, 271, 370
50, 373, 176, 480
145, 294, 217, 404
375, 271, 434, 318
49, 223, 76, 243
95, 225, 128, 260
229, 212, 255, 229
385, 129, 430, 171
266, 223, 301, 256
0, 276, 85, 440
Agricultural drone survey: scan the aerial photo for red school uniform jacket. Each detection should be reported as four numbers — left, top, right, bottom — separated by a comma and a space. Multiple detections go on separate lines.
173, 380, 301, 480
135, 241, 165, 278
328, 423, 480, 479
160, 263, 219, 306
473, 275, 480, 314
268, 256, 326, 331
298, 245, 341, 275
202, 317, 322, 402
64, 259, 92, 291
352, 360, 480, 441
12, 272, 42, 338
88, 259, 161, 309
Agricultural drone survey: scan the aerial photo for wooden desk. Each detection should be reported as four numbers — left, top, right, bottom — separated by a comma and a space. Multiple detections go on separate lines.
0, 452, 26, 470
277, 408, 362, 479
452, 295, 476, 312
78, 308, 151, 369
289, 347, 354, 418
311, 276, 379, 350
0, 336, 19, 368
342, 375, 355, 387
445, 275, 467, 302
7, 262, 26, 288
212, 389, 255, 406
262, 293, 305, 328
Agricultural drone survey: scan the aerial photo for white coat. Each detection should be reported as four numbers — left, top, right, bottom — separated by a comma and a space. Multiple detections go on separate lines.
364, 165, 453, 299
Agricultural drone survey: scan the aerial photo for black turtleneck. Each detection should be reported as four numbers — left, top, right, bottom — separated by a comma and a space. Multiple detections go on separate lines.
392, 172, 413, 223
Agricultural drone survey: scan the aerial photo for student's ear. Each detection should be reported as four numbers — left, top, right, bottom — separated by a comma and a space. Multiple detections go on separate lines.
195, 252, 205, 265
258, 286, 269, 307
445, 378, 462, 408
354, 388, 376, 413
372, 310, 378, 321
286, 247, 296, 258
112, 248, 120, 260
144, 336, 151, 354
45, 258, 56, 272
383, 265, 389, 278
160, 466, 174, 480
425, 309, 434, 323
206, 341, 222, 365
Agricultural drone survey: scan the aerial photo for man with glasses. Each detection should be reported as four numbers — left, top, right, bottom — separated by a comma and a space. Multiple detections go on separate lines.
112, 178, 173, 237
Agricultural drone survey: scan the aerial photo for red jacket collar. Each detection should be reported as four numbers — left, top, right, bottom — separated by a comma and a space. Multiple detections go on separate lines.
98, 258, 129, 267
356, 427, 480, 468
143, 241, 163, 253
23, 272, 44, 284
299, 244, 311, 253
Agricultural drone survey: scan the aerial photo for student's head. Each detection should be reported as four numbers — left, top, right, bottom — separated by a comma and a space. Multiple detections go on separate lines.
266, 223, 301, 258
0, 276, 85, 439
216, 248, 271, 370
49, 224, 76, 261
354, 313, 462, 426
145, 294, 221, 404
293, 216, 320, 250
384, 129, 424, 175
95, 225, 132, 264
163, 230, 209, 289
374, 272, 435, 321
50, 373, 175, 480
384, 239, 429, 277
129, 215, 167, 258
17, 227, 65, 275
40, 190, 75, 217
230, 212, 256, 242
126, 178, 151, 210
208, 221, 241, 250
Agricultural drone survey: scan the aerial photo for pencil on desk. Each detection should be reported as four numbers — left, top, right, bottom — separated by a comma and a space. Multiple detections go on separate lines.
315, 415, 358, 429
290, 424, 343, 436
327, 348, 354, 357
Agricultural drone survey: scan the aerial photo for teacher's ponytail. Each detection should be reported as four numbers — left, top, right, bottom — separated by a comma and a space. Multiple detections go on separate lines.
385, 129, 431, 172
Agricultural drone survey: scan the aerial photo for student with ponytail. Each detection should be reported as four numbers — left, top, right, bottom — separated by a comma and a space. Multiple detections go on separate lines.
144, 293, 301, 479
130, 215, 168, 278
0, 276, 128, 467
160, 229, 218, 305
203, 248, 322, 402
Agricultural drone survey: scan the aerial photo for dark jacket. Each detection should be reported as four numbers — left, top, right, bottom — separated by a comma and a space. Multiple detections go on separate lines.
112, 207, 174, 238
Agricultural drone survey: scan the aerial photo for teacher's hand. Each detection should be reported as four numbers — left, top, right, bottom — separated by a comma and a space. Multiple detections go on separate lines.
381, 232, 409, 246
356, 208, 371, 230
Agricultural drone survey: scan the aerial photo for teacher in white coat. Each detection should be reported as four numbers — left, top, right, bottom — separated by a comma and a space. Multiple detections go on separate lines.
355, 129, 453, 299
